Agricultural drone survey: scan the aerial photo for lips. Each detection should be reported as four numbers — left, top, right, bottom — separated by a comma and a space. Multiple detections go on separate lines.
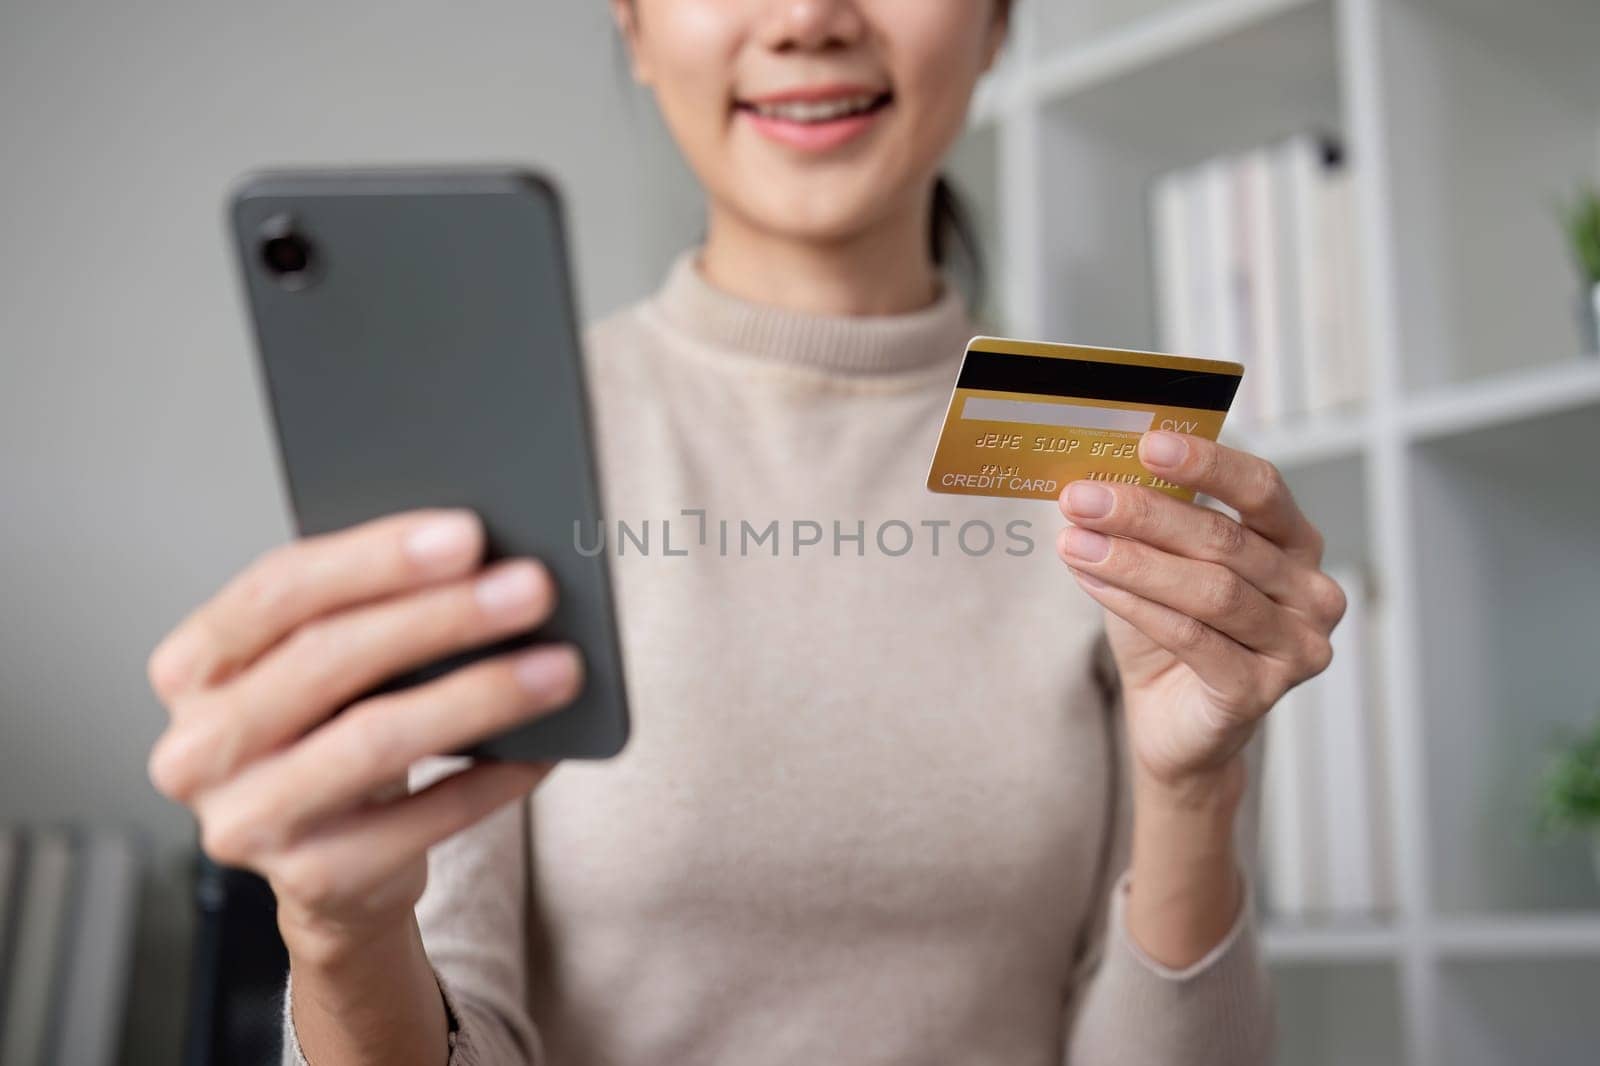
744, 92, 890, 124
734, 84, 893, 152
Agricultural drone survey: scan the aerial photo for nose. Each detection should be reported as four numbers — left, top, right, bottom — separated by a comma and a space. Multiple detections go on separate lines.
756, 0, 867, 52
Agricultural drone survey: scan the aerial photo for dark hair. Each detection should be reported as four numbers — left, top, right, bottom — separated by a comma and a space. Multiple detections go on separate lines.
930, 174, 985, 310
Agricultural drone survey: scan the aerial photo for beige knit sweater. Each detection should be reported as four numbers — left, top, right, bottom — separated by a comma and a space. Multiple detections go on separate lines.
283, 253, 1274, 1065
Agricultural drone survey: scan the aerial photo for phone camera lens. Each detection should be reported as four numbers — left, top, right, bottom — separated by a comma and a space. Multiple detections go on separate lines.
258, 215, 316, 287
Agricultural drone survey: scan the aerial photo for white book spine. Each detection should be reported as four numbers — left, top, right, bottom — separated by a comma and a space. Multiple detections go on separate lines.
1181, 167, 1216, 360
1201, 158, 1240, 365
0, 830, 77, 1066
1278, 135, 1321, 420
1312, 563, 1378, 914
1304, 152, 1343, 416
1327, 163, 1371, 411
1150, 172, 1193, 354
1297, 675, 1332, 915
53, 833, 141, 1066
1227, 157, 1265, 429
1241, 148, 1285, 427
0, 828, 18, 983
1262, 685, 1312, 919
1363, 581, 1397, 914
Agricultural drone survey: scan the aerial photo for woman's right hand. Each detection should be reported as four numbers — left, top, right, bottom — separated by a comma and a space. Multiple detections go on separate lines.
145, 508, 582, 964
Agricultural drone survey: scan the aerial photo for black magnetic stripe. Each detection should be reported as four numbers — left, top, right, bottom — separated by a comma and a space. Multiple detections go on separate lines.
957, 351, 1240, 411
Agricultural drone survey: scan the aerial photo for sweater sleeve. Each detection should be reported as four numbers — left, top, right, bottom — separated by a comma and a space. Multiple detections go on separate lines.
1060, 632, 1276, 1066
281, 757, 542, 1066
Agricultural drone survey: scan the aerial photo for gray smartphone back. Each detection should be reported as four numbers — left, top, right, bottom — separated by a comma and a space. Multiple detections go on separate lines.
229, 166, 629, 761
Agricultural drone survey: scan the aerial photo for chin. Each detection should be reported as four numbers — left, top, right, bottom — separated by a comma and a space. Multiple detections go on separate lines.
731, 170, 918, 247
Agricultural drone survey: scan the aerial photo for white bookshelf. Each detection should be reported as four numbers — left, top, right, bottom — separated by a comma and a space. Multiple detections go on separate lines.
952, 1, 1600, 1063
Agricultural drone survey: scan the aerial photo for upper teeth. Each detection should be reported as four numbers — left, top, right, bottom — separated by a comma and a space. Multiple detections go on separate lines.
751, 95, 879, 123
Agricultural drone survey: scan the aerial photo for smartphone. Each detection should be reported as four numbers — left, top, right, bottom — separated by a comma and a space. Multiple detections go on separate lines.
227, 165, 629, 761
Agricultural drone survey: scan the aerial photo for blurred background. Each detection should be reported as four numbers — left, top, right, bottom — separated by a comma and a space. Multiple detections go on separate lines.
2, 1, 1598, 1064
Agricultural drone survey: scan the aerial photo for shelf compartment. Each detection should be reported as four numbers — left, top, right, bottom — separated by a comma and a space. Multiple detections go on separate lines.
1377, 0, 1600, 393
1410, 404, 1600, 915
1030, 0, 1323, 108
1436, 958, 1600, 1066
1031, 0, 1341, 350
1270, 960, 1406, 1066
1037, 0, 1338, 164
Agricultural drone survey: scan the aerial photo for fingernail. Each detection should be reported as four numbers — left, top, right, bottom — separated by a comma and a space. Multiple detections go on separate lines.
476, 562, 543, 616
1064, 526, 1111, 563
513, 645, 581, 697
1140, 431, 1187, 468
1065, 481, 1113, 518
404, 511, 479, 572
1073, 568, 1108, 589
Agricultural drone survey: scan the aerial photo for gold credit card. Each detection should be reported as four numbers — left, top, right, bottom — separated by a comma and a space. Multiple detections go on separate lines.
926, 337, 1243, 503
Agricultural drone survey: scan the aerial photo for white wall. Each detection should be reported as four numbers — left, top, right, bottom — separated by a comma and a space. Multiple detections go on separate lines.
0, 2, 701, 1060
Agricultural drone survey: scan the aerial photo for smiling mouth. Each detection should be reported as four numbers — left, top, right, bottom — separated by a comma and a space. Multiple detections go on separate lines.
735, 91, 894, 125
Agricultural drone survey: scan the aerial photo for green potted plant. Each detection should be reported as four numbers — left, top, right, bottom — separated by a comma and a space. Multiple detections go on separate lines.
1557, 186, 1600, 354
1538, 714, 1600, 885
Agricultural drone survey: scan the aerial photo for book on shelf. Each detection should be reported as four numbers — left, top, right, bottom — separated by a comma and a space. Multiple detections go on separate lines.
1147, 132, 1370, 432
53, 833, 141, 1066
1259, 562, 1394, 922
0, 828, 75, 1066
0, 827, 142, 1066
0, 829, 19, 1018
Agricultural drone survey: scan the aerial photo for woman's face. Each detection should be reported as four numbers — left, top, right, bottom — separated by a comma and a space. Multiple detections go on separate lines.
616, 0, 1007, 244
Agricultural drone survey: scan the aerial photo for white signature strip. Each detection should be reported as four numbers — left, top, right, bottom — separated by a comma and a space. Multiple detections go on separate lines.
960, 396, 1154, 433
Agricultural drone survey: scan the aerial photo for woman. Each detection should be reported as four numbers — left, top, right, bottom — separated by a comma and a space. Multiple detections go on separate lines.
147, 2, 1345, 1063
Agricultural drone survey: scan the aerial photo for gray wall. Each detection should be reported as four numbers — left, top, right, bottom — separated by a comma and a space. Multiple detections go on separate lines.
0, 1, 700, 1059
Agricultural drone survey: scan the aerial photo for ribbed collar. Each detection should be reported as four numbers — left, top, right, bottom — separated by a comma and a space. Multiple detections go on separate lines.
651, 250, 974, 376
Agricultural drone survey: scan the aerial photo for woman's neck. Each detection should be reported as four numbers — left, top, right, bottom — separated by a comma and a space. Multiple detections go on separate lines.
697, 197, 941, 317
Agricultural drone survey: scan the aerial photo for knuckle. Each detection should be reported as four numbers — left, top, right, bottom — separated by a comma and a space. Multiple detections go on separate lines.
1251, 462, 1288, 510
412, 598, 482, 662
1305, 633, 1335, 676
235, 545, 299, 618
275, 854, 342, 911
280, 617, 350, 693
1202, 571, 1249, 618
1118, 488, 1151, 529
1170, 614, 1211, 652
342, 702, 411, 781
1194, 443, 1224, 484
1205, 513, 1248, 560
1304, 524, 1327, 563
1109, 540, 1146, 583
1254, 672, 1288, 714
1313, 573, 1348, 625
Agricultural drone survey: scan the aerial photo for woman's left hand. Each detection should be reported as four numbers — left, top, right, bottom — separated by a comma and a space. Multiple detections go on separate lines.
1055, 430, 1347, 794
